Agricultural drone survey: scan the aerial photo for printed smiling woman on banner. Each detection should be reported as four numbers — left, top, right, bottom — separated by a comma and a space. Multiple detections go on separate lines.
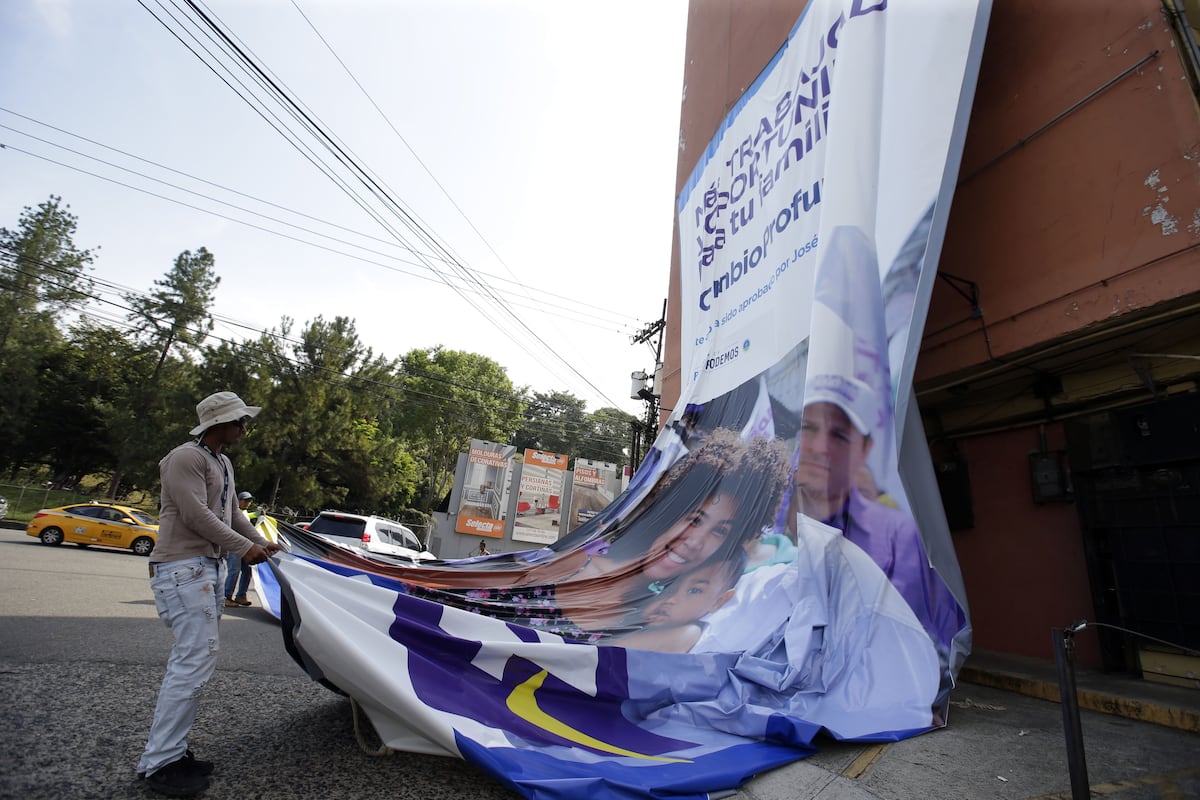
543, 426, 791, 637
404, 428, 792, 646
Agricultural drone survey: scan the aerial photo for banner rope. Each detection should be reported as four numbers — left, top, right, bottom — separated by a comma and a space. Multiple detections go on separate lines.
350, 697, 396, 757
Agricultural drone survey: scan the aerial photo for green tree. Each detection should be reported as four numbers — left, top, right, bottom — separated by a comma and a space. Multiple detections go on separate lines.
108, 357, 202, 497
234, 317, 336, 512
106, 248, 219, 496
25, 322, 146, 485
0, 195, 95, 354
124, 247, 220, 382
322, 339, 413, 514
0, 196, 95, 475
512, 390, 589, 455
240, 316, 419, 516
578, 406, 638, 469
397, 347, 524, 510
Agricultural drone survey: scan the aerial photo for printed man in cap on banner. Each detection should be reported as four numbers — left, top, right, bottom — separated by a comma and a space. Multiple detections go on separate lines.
787, 372, 961, 655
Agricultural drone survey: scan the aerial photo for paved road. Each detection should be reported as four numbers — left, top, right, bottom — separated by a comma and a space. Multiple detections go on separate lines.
1, 528, 1197, 800
0, 529, 519, 800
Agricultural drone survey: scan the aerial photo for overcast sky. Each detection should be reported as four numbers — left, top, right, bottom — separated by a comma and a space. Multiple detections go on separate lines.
0, 0, 688, 416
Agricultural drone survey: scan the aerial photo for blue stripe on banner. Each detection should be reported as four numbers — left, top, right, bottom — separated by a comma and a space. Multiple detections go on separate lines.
388, 594, 702, 757
508, 621, 544, 644
251, 560, 282, 619
816, 721, 934, 744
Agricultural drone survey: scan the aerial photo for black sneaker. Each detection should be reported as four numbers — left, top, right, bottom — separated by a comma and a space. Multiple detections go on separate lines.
181, 750, 214, 776
143, 756, 210, 797
138, 750, 213, 780
144, 759, 209, 797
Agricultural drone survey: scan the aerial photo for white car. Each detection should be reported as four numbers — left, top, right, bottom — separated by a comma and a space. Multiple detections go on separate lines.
0, 496, 7, 520
305, 511, 434, 563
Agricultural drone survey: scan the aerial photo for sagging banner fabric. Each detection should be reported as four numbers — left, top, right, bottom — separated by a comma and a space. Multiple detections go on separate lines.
268, 2, 989, 798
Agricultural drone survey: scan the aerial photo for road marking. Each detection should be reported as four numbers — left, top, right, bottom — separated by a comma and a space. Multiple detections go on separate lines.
842, 743, 889, 779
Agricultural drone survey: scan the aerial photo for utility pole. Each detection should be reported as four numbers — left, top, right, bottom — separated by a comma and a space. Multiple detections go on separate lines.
629, 299, 667, 471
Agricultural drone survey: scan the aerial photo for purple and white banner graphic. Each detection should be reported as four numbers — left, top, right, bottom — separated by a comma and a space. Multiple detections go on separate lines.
269, 2, 990, 797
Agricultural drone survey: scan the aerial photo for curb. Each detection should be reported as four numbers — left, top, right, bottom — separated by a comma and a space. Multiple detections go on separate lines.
960, 664, 1200, 734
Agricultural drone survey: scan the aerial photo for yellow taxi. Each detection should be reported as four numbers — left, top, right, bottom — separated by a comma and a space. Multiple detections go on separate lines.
27, 502, 159, 556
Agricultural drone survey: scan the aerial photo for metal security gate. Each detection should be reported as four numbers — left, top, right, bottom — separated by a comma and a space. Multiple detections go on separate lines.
1065, 393, 1200, 672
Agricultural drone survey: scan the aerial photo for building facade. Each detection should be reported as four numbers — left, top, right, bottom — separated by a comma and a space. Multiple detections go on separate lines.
664, 0, 1200, 673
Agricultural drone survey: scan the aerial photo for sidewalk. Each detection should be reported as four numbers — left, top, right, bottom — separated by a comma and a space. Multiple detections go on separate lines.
730, 648, 1200, 800
961, 648, 1200, 733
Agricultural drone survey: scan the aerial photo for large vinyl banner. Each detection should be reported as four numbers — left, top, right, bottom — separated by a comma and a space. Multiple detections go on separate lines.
268, 3, 989, 798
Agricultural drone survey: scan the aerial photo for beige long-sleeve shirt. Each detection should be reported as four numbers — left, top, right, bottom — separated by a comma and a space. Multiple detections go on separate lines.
149, 441, 271, 562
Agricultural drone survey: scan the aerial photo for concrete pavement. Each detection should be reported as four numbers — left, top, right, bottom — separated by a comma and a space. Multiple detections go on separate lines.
728, 650, 1200, 800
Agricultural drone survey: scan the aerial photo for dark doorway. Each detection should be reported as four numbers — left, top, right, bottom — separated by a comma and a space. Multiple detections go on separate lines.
1065, 393, 1200, 672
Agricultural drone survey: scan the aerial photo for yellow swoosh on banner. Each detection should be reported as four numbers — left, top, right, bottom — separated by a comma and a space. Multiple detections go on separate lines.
258, 516, 279, 543
505, 669, 691, 763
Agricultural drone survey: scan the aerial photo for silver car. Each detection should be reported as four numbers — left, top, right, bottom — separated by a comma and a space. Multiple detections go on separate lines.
0, 496, 7, 520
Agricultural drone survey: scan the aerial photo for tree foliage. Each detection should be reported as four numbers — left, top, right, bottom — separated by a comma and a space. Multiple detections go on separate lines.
579, 406, 639, 466
512, 390, 588, 455
0, 196, 639, 519
28, 323, 143, 484
124, 247, 219, 382
0, 195, 95, 338
0, 197, 96, 476
396, 347, 524, 509
105, 249, 221, 496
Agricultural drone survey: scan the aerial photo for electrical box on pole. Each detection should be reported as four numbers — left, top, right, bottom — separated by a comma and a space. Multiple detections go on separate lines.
629, 299, 667, 470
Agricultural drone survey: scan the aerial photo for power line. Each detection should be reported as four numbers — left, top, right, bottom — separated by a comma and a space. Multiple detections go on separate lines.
0, 135, 637, 334
0, 108, 449, 261
286, 0, 539, 308
6, 3, 652, 413
149, 0, 629, 408
139, 0, 408, 247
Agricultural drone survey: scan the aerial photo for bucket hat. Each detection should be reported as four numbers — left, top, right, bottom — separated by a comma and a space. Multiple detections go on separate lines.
190, 391, 262, 436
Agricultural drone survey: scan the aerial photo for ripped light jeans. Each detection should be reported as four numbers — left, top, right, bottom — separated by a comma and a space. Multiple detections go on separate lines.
137, 556, 223, 776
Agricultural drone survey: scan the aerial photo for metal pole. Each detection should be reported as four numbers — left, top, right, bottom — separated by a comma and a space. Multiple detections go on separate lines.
1052, 627, 1090, 799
